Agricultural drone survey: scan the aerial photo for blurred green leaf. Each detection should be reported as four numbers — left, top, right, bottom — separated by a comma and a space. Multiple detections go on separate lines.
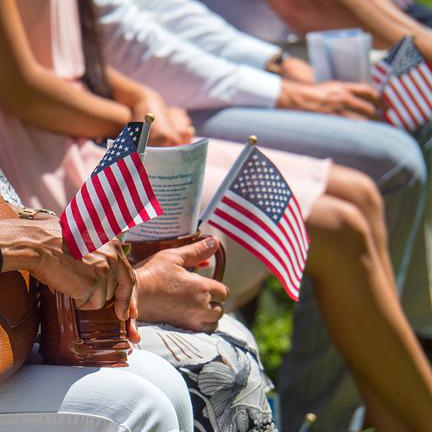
251, 276, 295, 381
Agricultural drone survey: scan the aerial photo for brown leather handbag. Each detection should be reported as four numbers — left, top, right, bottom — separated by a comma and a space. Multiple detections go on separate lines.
0, 196, 39, 385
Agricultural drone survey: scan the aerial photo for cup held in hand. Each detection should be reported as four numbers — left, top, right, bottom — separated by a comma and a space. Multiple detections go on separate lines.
38, 287, 130, 367
128, 230, 225, 282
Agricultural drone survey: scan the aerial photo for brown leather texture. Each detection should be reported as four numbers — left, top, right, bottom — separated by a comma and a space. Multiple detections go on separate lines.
0, 197, 39, 384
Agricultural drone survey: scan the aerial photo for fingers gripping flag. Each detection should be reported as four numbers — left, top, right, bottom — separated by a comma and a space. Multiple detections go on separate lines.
371, 36, 432, 133
202, 146, 309, 301
60, 122, 163, 259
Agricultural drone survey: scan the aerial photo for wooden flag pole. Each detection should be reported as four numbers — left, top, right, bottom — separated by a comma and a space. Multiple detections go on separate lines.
298, 413, 317, 432
137, 113, 155, 155
198, 135, 257, 226
119, 113, 155, 243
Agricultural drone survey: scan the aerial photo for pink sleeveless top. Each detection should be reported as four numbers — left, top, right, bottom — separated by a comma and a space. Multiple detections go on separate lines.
0, 0, 104, 214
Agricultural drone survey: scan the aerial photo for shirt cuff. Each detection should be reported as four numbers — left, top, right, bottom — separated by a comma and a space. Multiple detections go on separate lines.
226, 35, 281, 69
232, 66, 282, 108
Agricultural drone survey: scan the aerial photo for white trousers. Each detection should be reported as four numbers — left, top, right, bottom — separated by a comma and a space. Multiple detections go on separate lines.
0, 350, 193, 432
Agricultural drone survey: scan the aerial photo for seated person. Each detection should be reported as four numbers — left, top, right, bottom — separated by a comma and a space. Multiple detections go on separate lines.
254, 0, 432, 61
200, 0, 432, 46
0, 173, 194, 432
0, 166, 277, 431
0, 1, 278, 429
95, 1, 432, 430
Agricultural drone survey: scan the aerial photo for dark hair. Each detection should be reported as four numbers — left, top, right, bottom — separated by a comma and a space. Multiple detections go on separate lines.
77, 0, 112, 99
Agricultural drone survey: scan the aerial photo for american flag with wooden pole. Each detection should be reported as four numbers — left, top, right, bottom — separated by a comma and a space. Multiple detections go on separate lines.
60, 115, 162, 259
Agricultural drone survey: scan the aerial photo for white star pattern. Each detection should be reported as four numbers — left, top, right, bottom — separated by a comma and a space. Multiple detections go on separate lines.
92, 122, 142, 176
208, 146, 308, 302
229, 148, 292, 222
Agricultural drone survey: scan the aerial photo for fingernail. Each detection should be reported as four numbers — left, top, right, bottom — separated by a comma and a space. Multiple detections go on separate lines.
204, 237, 217, 249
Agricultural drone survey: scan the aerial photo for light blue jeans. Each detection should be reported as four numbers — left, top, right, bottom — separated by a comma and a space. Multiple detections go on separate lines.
191, 107, 428, 432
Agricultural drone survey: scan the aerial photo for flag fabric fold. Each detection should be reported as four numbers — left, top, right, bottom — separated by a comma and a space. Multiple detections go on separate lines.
60, 122, 163, 259
202, 145, 309, 301
371, 36, 432, 133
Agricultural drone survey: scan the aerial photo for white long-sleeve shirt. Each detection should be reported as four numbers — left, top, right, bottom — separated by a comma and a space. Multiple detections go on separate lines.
133, 0, 281, 69
95, 0, 282, 110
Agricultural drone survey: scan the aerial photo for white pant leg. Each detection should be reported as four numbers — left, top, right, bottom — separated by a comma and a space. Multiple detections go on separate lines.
0, 351, 182, 432
122, 350, 194, 432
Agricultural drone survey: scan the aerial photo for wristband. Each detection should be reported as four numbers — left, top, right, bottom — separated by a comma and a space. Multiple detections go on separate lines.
266, 49, 290, 75
18, 207, 57, 220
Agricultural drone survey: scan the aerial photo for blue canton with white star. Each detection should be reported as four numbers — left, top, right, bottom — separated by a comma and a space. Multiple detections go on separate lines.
92, 122, 143, 176
385, 36, 424, 76
229, 147, 292, 223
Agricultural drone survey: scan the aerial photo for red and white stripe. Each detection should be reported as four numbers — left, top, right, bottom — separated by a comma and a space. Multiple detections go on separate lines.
371, 59, 392, 89
382, 63, 432, 131
60, 152, 162, 259
208, 190, 309, 301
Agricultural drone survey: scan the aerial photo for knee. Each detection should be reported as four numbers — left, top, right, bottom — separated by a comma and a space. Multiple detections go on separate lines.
60, 368, 180, 432
118, 372, 180, 432
350, 172, 385, 220
327, 201, 372, 256
127, 350, 193, 430
377, 128, 427, 192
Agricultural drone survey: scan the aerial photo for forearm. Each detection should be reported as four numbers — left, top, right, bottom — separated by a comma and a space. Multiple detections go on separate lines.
266, 0, 361, 36
3, 66, 131, 138
340, 0, 430, 49
268, 0, 432, 54
0, 220, 45, 272
0, 0, 130, 139
107, 67, 155, 107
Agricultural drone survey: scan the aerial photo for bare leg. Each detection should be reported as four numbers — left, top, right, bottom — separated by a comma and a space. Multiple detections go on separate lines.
265, 0, 432, 56
305, 194, 432, 432
356, 377, 411, 432
324, 166, 410, 430
339, 0, 432, 60
265, 0, 365, 38
326, 165, 396, 288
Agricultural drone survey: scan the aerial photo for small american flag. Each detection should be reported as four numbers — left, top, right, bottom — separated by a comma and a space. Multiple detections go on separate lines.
371, 36, 432, 132
60, 122, 163, 259
202, 146, 309, 301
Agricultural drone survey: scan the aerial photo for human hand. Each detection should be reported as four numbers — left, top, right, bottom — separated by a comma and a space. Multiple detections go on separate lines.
281, 57, 316, 83
134, 237, 229, 333
127, 290, 141, 344
1, 218, 136, 321
277, 80, 379, 118
131, 89, 194, 147
168, 106, 195, 143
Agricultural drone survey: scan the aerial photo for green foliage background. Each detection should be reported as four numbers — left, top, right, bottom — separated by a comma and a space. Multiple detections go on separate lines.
419, 0, 432, 5
250, 276, 294, 382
